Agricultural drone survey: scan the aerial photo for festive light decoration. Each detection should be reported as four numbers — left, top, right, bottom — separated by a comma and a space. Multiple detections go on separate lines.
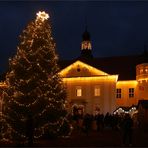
59, 60, 109, 77
1, 10, 69, 142
117, 80, 138, 85
113, 106, 137, 116
36, 11, 49, 22
62, 75, 118, 83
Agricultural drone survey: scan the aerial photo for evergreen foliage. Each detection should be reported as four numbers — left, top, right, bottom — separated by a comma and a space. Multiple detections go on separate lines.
1, 11, 67, 142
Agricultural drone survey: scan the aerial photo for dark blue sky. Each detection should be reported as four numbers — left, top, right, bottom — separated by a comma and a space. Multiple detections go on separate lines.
0, 1, 148, 74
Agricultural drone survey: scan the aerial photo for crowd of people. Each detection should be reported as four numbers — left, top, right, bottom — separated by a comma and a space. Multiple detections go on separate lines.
68, 112, 134, 146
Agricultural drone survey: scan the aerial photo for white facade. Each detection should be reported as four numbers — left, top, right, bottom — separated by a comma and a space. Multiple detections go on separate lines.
59, 60, 118, 115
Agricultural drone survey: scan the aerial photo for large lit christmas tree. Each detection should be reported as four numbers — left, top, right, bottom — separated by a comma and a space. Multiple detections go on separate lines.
2, 11, 67, 142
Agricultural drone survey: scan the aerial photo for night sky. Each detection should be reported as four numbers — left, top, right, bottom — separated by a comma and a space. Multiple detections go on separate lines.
0, 1, 148, 74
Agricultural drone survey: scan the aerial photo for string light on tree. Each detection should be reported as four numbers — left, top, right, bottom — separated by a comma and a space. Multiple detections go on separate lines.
36, 11, 49, 21
1, 10, 70, 143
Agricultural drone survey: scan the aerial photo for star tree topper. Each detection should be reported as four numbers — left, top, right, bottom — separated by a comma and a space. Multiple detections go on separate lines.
36, 11, 49, 22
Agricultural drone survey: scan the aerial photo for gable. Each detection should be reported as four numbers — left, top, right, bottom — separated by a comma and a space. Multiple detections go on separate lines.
59, 53, 148, 80
59, 60, 109, 78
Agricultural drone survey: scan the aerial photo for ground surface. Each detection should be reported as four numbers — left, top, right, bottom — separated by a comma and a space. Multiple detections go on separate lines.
1, 128, 148, 147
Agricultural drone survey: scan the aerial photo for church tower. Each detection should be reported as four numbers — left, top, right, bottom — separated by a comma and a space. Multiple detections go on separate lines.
80, 26, 93, 59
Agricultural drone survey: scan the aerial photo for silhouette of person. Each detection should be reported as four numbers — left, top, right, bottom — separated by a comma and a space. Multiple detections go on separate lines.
83, 113, 92, 135
98, 113, 104, 131
122, 114, 133, 146
26, 113, 34, 146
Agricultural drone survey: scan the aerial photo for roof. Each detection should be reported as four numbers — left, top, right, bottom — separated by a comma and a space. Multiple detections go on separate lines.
138, 100, 148, 109
58, 52, 148, 80
0, 51, 148, 81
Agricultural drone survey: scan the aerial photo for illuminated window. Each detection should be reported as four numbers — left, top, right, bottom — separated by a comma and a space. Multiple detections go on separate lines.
94, 86, 100, 96
116, 88, 121, 98
129, 88, 134, 98
76, 86, 82, 97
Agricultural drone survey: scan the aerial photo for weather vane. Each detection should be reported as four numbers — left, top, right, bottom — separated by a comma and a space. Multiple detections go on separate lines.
36, 11, 49, 21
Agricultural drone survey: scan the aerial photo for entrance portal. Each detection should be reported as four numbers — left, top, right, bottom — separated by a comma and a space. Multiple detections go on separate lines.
72, 104, 84, 116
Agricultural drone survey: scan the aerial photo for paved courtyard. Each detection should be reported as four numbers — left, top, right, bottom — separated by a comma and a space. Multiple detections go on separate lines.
1, 128, 148, 147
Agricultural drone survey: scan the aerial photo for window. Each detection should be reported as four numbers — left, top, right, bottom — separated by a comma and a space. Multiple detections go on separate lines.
129, 88, 134, 98
76, 86, 82, 97
94, 86, 100, 96
116, 88, 121, 98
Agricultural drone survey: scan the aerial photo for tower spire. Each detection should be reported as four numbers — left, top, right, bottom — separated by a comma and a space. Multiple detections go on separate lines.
80, 18, 93, 59
85, 16, 87, 31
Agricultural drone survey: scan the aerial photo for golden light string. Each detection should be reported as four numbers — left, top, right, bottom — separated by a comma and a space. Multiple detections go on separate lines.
3, 108, 20, 121
38, 104, 52, 116
3, 115, 67, 139
1, 12, 68, 140
34, 123, 52, 139
35, 114, 69, 138
7, 123, 26, 138
1, 117, 26, 139
33, 119, 65, 139
9, 97, 40, 108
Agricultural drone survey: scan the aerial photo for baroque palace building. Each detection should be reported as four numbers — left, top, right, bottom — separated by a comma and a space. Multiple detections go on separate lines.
58, 27, 148, 115
0, 28, 148, 116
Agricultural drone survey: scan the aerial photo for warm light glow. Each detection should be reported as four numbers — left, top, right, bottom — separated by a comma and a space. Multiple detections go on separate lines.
76, 86, 82, 96
81, 41, 92, 50
36, 11, 49, 21
137, 78, 148, 81
0, 82, 7, 88
94, 87, 100, 96
59, 60, 109, 77
117, 80, 138, 85
114, 107, 138, 116
62, 75, 118, 82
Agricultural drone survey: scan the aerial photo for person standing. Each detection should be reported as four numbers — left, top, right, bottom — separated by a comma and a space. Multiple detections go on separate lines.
122, 114, 133, 146
83, 114, 92, 136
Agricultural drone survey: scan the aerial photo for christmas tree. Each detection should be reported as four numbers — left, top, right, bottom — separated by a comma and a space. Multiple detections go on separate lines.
2, 11, 68, 142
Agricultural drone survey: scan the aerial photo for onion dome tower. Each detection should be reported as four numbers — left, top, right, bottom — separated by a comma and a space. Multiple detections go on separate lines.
80, 26, 93, 59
